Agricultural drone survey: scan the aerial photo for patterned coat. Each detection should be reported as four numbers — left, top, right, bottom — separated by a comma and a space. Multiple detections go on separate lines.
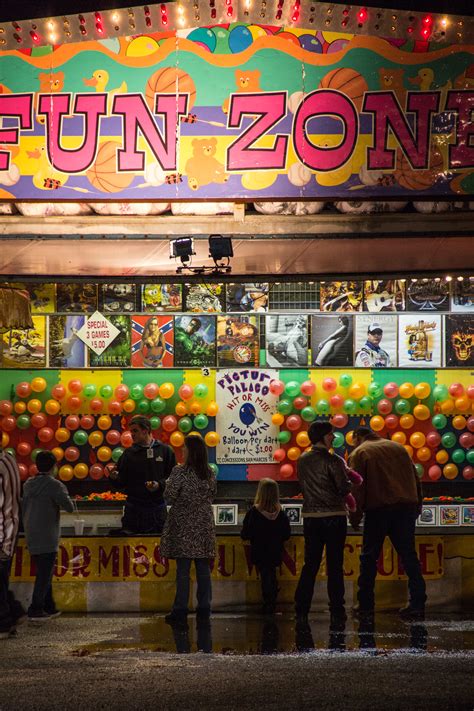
160, 465, 216, 559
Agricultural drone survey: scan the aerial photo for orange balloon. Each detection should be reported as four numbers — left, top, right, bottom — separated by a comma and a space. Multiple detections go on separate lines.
435, 450, 449, 464
443, 463, 459, 479
404, 445, 414, 458
123, 399, 136, 413
1, 432, 9, 448
272, 413, 285, 426
399, 383, 414, 399
170, 431, 185, 448
400, 414, 415, 430
73, 463, 89, 479
88, 430, 104, 448
97, 415, 112, 431
455, 396, 470, 412
287, 446, 301, 461
189, 401, 202, 415
391, 431, 406, 445
440, 399, 455, 415
14, 401, 27, 414
175, 401, 188, 417
413, 404, 430, 421
414, 382, 431, 400
296, 431, 310, 448
348, 383, 366, 400
97, 446, 112, 462
27, 398, 42, 414
452, 415, 467, 430
345, 431, 355, 446
55, 428, 70, 443
416, 446, 431, 462
410, 432, 426, 449
369, 415, 385, 432
206, 401, 219, 417
45, 399, 61, 416
31, 377, 47, 393
51, 447, 64, 461
159, 382, 175, 399
59, 464, 73, 482
204, 431, 219, 447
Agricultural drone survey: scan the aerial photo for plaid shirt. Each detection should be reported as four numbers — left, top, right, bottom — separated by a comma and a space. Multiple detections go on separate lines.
0, 451, 21, 558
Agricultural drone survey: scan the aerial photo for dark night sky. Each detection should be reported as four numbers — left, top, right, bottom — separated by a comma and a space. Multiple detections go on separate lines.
2, 0, 474, 22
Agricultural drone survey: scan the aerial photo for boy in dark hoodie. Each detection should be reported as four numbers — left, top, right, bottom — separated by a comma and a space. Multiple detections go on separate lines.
22, 451, 74, 622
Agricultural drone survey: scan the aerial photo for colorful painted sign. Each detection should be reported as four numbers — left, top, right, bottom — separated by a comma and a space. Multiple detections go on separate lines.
0, 29, 473, 200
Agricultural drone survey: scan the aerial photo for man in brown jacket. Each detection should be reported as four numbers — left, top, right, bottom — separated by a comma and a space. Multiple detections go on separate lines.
348, 427, 426, 621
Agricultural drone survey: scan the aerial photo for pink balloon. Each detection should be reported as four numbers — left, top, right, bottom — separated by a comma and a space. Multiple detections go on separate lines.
300, 380, 316, 397
279, 463, 294, 478
463, 466, 474, 480
384, 414, 399, 430
467, 385, 474, 400
426, 431, 441, 448
178, 384, 194, 401
322, 378, 337, 392
377, 399, 393, 415
459, 432, 473, 449
449, 382, 464, 397
330, 394, 344, 409
331, 413, 348, 428
383, 382, 399, 398
106, 429, 121, 446
467, 417, 474, 433
269, 379, 285, 396
143, 382, 159, 399
293, 397, 308, 410
273, 448, 286, 462
428, 465, 442, 481
286, 415, 302, 431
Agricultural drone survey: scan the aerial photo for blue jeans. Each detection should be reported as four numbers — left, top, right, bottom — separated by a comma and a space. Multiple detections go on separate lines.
173, 558, 212, 614
358, 506, 427, 610
29, 552, 57, 615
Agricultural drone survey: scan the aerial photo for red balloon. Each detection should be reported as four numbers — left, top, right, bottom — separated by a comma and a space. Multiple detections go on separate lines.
120, 431, 133, 448
106, 429, 121, 446
162, 415, 177, 432
178, 384, 194, 401
467, 417, 474, 433
286, 414, 302, 431
0, 400, 12, 416
459, 432, 474, 449
114, 384, 130, 401
449, 382, 464, 398
293, 397, 308, 411
426, 431, 441, 448
89, 463, 105, 480
377, 399, 393, 415
108, 400, 122, 415
18, 463, 29, 481
143, 383, 159, 399
31, 412, 47, 429
331, 413, 348, 428
65, 415, 80, 431
1, 415, 17, 432
383, 382, 399, 398
300, 380, 316, 397
322, 378, 337, 392
90, 398, 104, 413
428, 465, 442, 481
463, 466, 474, 480
384, 414, 399, 430
273, 448, 287, 462
329, 394, 344, 409
64, 446, 80, 462
16, 382, 31, 398
51, 384, 66, 401
28, 464, 38, 477
279, 463, 294, 478
66, 395, 82, 411
467, 385, 474, 400
80, 414, 95, 430
38, 427, 54, 443
17, 441, 32, 457
68, 379, 83, 394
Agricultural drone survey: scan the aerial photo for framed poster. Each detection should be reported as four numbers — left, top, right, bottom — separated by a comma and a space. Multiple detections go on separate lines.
184, 284, 224, 312
320, 281, 363, 312
451, 277, 474, 312
88, 315, 131, 367
26, 283, 56, 313
355, 315, 397, 368
311, 315, 353, 367
282, 504, 303, 525
439, 506, 460, 526
217, 315, 259, 367
417, 506, 438, 527
214, 504, 238, 526
131, 315, 173, 368
49, 315, 86, 368
174, 315, 216, 367
398, 315, 442, 367
216, 369, 279, 464
141, 284, 183, 312
461, 506, 474, 526
99, 284, 138, 313
266, 315, 308, 367
226, 283, 269, 312
406, 279, 449, 311
2, 316, 46, 368
363, 280, 405, 312
56, 283, 97, 313
445, 315, 474, 367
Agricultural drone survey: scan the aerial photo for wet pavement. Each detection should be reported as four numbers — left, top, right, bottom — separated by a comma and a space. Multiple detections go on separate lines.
1, 612, 473, 710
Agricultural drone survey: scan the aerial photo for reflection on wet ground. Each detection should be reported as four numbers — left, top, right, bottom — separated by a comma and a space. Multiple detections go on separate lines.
72, 613, 474, 657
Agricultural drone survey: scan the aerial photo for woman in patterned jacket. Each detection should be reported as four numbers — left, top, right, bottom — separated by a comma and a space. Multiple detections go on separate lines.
161, 434, 217, 625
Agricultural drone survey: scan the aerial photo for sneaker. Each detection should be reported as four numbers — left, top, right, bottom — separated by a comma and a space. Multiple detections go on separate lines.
46, 610, 62, 619
399, 605, 425, 622
28, 612, 50, 624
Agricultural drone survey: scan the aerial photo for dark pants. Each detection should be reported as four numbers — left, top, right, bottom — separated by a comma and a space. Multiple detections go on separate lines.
122, 502, 167, 534
257, 564, 278, 608
295, 516, 347, 615
173, 558, 212, 614
29, 552, 57, 616
358, 506, 427, 611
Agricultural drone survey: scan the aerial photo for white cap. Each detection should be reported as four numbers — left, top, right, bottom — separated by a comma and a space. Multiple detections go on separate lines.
368, 322, 383, 332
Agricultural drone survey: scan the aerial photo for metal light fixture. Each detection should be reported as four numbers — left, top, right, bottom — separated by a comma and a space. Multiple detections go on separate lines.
169, 237, 195, 263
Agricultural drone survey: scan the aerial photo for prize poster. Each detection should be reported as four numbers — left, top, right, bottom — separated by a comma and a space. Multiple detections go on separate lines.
174, 315, 216, 367
363, 280, 405, 312
406, 280, 449, 311
131, 315, 173, 368
141, 284, 183, 312
217, 315, 259, 367
26, 283, 56, 314
320, 282, 363, 312
312, 315, 353, 367
226, 284, 269, 312
56, 284, 97, 314
451, 278, 474, 312
2, 316, 46, 368
184, 284, 225, 313
49, 315, 86, 368
398, 315, 442, 367
88, 315, 131, 367
99, 284, 138, 313
445, 315, 474, 367
216, 369, 279, 464
266, 315, 308, 367
355, 315, 397, 368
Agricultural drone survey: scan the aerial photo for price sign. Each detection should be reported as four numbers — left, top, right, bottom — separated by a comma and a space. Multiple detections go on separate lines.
76, 311, 120, 356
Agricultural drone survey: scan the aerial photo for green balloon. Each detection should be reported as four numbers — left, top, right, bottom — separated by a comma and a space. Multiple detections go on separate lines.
137, 399, 150, 414
301, 406, 316, 422
339, 374, 353, 388
194, 383, 208, 399
414, 463, 424, 478
83, 383, 97, 398
395, 399, 411, 415
452, 448, 466, 464
178, 416, 193, 433
343, 399, 357, 415
100, 384, 113, 399
130, 384, 144, 401
432, 414, 447, 430
332, 432, 344, 448
278, 430, 291, 444
441, 432, 456, 448
17, 414, 30, 430
149, 416, 161, 430
284, 381, 301, 398
277, 399, 292, 416
112, 447, 124, 463
150, 397, 166, 414
316, 399, 330, 414
359, 396, 373, 411
466, 450, 474, 465
209, 462, 219, 476
5, 448, 16, 457
368, 383, 382, 398
433, 384, 448, 401
31, 448, 43, 462
194, 414, 209, 430
73, 430, 88, 446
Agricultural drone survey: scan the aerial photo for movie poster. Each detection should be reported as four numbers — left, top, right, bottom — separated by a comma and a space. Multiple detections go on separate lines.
226, 284, 269, 312
406, 280, 449, 311
363, 280, 405, 312
141, 284, 183, 312
131, 315, 174, 368
451, 277, 474, 312
26, 283, 56, 313
174, 315, 216, 367
49, 315, 86, 368
2, 316, 46, 368
184, 284, 224, 312
266, 315, 308, 367
320, 281, 363, 312
56, 283, 97, 313
355, 315, 397, 368
398, 315, 442, 367
216, 369, 279, 464
99, 284, 138, 313
88, 315, 131, 367
311, 315, 353, 367
217, 315, 259, 367
445, 315, 474, 367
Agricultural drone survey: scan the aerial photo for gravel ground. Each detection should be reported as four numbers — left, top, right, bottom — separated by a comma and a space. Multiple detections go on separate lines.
0, 614, 473, 711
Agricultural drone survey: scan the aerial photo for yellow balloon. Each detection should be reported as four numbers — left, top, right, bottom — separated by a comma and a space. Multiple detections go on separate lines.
416, 447, 431, 462
443, 463, 458, 479
414, 382, 431, 400
455, 395, 470, 412
272, 413, 285, 426
452, 415, 467, 430
31, 377, 47, 393
413, 404, 430, 421
170, 431, 185, 448
287, 447, 301, 461
45, 399, 61, 416
440, 399, 454, 415
1, 432, 9, 448
14, 401, 26, 414
410, 432, 426, 449
404, 445, 414, 458
159, 382, 175, 399
391, 431, 406, 445
370, 415, 385, 432
97, 415, 112, 431
88, 430, 104, 448
123, 399, 136, 413
296, 431, 310, 448
345, 431, 355, 446
175, 401, 188, 417
189, 401, 202, 415
97, 446, 112, 462
51, 447, 64, 462
349, 383, 366, 400
73, 463, 89, 479
55, 428, 70, 443
400, 414, 415, 430
436, 450, 449, 464
59, 464, 73, 482
204, 431, 220, 447
206, 401, 219, 417
399, 383, 414, 399
27, 398, 42, 414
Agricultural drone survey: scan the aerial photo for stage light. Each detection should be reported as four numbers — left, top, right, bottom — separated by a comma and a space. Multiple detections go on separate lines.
170, 237, 195, 261
209, 235, 233, 260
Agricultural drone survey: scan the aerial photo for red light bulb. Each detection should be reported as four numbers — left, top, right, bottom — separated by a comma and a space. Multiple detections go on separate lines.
357, 7, 368, 23
421, 27, 430, 39
422, 14, 433, 25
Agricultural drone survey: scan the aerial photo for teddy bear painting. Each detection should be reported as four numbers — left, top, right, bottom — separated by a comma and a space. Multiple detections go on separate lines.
222, 69, 263, 113
185, 138, 229, 191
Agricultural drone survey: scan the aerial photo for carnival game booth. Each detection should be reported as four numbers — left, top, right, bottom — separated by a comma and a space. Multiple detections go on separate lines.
0, 1, 473, 612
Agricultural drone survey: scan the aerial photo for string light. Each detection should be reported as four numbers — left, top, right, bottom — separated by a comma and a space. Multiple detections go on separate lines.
95, 12, 104, 34
160, 3, 168, 25
357, 7, 368, 25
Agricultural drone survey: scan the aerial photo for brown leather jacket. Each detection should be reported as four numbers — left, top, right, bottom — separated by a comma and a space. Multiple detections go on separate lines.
297, 444, 352, 516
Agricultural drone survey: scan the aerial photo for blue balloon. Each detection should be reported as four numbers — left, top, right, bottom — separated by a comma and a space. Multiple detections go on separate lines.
229, 26, 253, 54
299, 34, 323, 53
239, 403, 256, 425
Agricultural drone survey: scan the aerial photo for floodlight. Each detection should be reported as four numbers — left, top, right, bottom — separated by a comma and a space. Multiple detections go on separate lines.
209, 235, 233, 261
170, 238, 195, 261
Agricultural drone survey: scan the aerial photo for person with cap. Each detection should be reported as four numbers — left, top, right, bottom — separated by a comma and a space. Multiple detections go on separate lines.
294, 421, 352, 625
348, 426, 426, 621
22, 450, 74, 623
109, 415, 176, 535
355, 322, 391, 368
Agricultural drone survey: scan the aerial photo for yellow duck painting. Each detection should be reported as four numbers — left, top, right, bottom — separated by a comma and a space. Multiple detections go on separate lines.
27, 145, 68, 190
409, 68, 452, 106
83, 70, 128, 113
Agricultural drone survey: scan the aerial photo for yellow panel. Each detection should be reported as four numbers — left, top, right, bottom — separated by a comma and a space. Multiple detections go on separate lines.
435, 369, 473, 390
58, 369, 123, 414
308, 368, 372, 408
184, 367, 216, 409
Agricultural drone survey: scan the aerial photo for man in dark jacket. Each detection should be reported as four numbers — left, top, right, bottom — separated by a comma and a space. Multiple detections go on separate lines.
348, 427, 426, 621
110, 415, 176, 535
295, 421, 352, 624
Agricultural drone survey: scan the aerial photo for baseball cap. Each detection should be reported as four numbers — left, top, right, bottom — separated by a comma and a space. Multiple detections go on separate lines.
368, 322, 383, 333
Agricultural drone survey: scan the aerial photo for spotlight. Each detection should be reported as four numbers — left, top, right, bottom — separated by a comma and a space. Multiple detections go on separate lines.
209, 235, 233, 260
170, 237, 195, 262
